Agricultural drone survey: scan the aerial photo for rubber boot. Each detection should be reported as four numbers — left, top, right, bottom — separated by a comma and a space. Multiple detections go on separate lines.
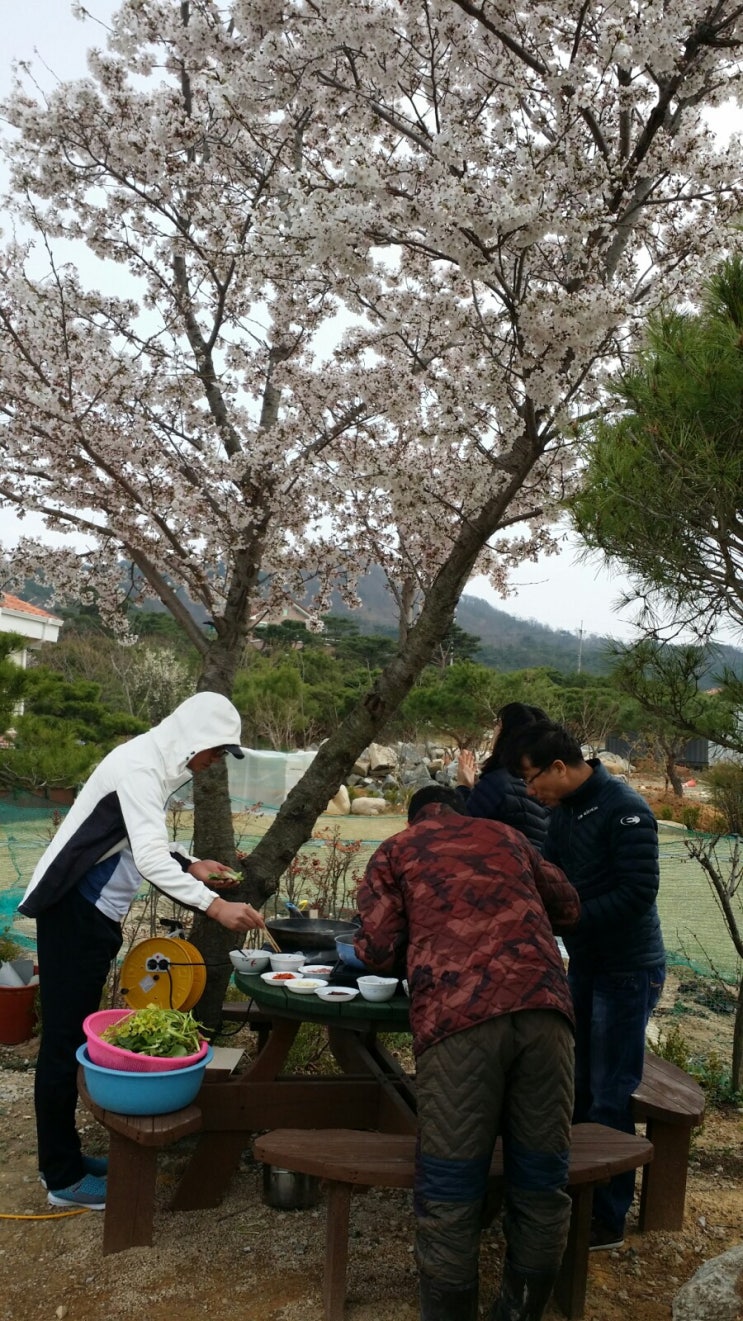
489, 1260, 557, 1321
419, 1272, 479, 1321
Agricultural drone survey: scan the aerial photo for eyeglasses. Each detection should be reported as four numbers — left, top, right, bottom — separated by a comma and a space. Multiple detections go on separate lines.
523, 763, 553, 787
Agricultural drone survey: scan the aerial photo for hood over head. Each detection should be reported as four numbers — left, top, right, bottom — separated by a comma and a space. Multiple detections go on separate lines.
150, 692, 244, 777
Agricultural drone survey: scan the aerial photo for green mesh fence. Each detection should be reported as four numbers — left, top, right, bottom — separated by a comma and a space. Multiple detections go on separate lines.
1, 799, 741, 985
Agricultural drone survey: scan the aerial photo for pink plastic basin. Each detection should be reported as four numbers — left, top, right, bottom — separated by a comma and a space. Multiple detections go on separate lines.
83, 1008, 208, 1073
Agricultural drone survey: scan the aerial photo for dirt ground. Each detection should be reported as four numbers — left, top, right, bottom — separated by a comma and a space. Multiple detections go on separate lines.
1, 772, 741, 1320
0, 966, 741, 1321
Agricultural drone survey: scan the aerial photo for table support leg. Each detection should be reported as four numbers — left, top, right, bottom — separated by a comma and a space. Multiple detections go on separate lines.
245, 1017, 301, 1082
170, 1130, 247, 1211
103, 1131, 157, 1255
323, 1182, 352, 1321
553, 1184, 594, 1320
638, 1119, 690, 1230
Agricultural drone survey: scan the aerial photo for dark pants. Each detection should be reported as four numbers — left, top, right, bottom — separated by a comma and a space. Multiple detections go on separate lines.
414, 1011, 574, 1287
35, 888, 122, 1191
569, 964, 665, 1235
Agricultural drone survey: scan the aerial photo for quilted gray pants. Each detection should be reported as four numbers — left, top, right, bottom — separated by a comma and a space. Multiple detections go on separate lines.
414, 1010, 574, 1286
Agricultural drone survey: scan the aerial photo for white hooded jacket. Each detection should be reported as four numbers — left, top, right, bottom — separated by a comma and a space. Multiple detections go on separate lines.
19, 693, 243, 921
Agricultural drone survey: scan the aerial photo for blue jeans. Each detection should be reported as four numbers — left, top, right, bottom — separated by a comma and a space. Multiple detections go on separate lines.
569, 964, 665, 1235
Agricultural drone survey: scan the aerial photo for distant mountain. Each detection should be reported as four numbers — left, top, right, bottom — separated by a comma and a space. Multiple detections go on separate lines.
325, 567, 743, 681
326, 566, 614, 674
20, 564, 743, 683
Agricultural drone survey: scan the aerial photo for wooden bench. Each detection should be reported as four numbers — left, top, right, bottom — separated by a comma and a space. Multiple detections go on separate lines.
253, 1123, 653, 1321
78, 1072, 202, 1255
631, 1050, 705, 1231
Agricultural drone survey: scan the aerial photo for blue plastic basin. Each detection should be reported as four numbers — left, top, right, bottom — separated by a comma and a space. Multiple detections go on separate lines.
334, 936, 366, 971
76, 1043, 212, 1115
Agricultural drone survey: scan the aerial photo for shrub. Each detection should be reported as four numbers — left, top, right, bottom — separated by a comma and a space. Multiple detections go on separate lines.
706, 763, 743, 836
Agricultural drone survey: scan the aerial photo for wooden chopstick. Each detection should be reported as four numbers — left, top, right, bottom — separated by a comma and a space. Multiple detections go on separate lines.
262, 926, 283, 954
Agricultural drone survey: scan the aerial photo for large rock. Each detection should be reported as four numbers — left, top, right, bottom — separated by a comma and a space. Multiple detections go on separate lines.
351, 796, 387, 816
596, 751, 635, 775
400, 765, 434, 790
325, 785, 351, 816
352, 751, 371, 776
673, 1246, 743, 1320
368, 743, 398, 773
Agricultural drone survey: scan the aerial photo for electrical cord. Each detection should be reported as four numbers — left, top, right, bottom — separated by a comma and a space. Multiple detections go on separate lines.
0, 1209, 89, 1220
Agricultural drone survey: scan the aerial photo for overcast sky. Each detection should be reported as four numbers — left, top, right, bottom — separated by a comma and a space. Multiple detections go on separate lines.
0, 3, 700, 647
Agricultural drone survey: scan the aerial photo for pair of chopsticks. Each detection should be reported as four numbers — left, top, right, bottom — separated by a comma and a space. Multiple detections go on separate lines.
262, 926, 283, 954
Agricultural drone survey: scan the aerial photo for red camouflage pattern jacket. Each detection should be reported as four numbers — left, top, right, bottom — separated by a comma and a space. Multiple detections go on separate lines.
354, 803, 580, 1056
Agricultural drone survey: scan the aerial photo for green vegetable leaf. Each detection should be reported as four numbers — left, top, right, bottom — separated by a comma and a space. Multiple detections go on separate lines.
101, 1007, 204, 1057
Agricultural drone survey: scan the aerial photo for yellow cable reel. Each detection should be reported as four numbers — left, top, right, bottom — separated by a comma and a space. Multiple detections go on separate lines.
119, 937, 206, 1011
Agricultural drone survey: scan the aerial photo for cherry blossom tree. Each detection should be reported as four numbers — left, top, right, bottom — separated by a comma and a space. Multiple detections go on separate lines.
2, 1, 743, 1020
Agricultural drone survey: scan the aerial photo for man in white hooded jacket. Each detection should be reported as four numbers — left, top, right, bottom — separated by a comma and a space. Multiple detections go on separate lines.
20, 692, 265, 1210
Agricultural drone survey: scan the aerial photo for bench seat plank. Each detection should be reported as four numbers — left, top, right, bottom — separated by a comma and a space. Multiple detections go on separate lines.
254, 1123, 652, 1321
631, 1052, 705, 1231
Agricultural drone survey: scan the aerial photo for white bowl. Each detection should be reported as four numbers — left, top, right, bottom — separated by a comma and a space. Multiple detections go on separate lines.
356, 975, 399, 1003
269, 952, 305, 973
229, 949, 270, 974
315, 985, 359, 1003
261, 970, 301, 984
285, 978, 325, 996
298, 965, 333, 982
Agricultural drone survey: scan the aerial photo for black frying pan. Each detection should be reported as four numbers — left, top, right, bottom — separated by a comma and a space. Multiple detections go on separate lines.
265, 917, 358, 952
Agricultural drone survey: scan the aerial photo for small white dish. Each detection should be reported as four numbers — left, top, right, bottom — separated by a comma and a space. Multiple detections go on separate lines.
269, 952, 305, 973
260, 970, 301, 984
315, 985, 359, 1003
284, 978, 325, 995
229, 949, 270, 974
356, 975, 398, 1003
299, 965, 333, 981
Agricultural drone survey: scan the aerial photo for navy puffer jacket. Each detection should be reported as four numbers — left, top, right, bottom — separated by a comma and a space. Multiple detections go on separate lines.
544, 761, 665, 974
458, 767, 550, 853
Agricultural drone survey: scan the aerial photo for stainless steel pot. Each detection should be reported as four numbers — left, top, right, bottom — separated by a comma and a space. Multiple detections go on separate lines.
262, 1163, 320, 1211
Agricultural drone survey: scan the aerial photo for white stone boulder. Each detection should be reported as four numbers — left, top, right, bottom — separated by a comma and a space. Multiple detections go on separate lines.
351, 796, 387, 816
368, 743, 398, 773
325, 785, 351, 816
673, 1245, 743, 1320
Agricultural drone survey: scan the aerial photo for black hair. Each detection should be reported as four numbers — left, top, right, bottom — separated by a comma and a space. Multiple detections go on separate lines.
481, 701, 550, 774
508, 721, 585, 775
407, 784, 467, 824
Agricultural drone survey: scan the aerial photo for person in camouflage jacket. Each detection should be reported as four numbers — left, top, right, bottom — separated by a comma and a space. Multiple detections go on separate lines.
354, 786, 580, 1321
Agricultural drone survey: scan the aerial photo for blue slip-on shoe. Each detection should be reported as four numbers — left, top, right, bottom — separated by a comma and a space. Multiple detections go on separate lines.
39, 1153, 108, 1190
47, 1173, 106, 1210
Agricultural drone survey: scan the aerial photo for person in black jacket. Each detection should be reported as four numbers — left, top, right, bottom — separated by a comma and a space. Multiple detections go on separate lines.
457, 703, 550, 852
513, 722, 665, 1252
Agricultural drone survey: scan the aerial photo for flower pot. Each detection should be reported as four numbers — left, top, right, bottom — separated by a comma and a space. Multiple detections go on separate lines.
0, 980, 38, 1045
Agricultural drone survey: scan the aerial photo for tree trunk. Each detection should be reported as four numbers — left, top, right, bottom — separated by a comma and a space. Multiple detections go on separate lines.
248, 457, 541, 896
188, 761, 280, 1030
666, 755, 684, 798
186, 440, 542, 1027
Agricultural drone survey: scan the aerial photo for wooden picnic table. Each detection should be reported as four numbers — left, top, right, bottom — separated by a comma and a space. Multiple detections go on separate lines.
169, 972, 416, 1212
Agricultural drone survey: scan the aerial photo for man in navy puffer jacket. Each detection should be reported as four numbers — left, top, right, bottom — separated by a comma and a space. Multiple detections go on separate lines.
513, 722, 665, 1252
